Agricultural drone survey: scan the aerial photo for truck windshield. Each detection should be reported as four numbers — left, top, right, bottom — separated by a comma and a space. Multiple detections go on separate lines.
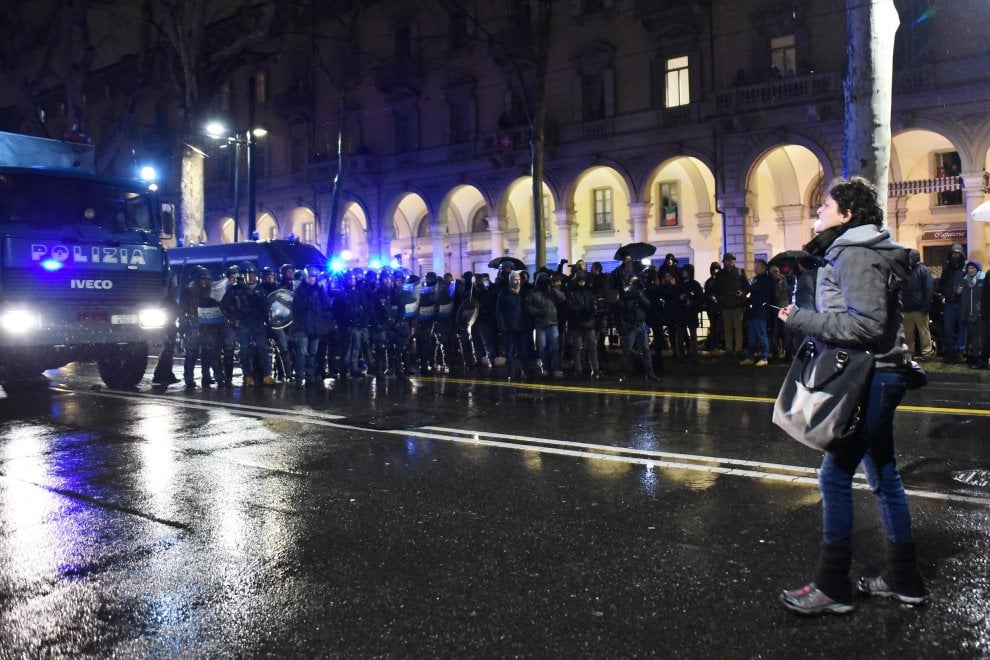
0, 171, 154, 232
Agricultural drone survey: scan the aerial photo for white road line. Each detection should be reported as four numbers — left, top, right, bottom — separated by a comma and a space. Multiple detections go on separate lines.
54, 386, 990, 507
421, 425, 825, 478
52, 386, 346, 420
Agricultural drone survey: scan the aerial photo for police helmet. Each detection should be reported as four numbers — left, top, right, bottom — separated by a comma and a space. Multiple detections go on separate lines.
280, 263, 296, 275
239, 261, 258, 274
191, 265, 211, 281
260, 266, 276, 279
224, 264, 240, 277
303, 264, 322, 278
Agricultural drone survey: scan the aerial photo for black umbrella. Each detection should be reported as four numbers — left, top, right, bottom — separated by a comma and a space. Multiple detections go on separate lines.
488, 256, 527, 271
768, 249, 808, 272
614, 242, 656, 261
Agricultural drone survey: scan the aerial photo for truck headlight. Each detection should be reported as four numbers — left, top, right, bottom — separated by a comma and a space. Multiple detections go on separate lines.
0, 309, 43, 333
138, 308, 168, 329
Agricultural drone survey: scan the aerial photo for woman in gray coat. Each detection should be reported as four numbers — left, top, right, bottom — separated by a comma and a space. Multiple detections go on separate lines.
776, 177, 927, 616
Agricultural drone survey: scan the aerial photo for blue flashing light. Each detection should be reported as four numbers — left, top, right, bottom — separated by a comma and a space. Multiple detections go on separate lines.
369, 259, 382, 270
390, 258, 401, 270
41, 259, 64, 272
139, 165, 158, 182
329, 258, 347, 273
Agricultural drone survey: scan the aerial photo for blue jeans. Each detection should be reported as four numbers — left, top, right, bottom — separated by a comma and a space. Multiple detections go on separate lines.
535, 325, 561, 372
746, 316, 769, 361
236, 324, 271, 378
819, 371, 913, 546
942, 302, 964, 356
292, 333, 321, 383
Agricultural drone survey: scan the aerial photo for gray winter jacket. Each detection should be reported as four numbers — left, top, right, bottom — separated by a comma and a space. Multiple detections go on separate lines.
786, 225, 912, 372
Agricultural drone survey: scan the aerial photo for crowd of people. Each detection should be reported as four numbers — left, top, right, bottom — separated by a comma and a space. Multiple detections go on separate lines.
149, 240, 989, 390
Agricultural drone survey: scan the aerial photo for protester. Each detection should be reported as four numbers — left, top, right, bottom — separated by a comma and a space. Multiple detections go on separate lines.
777, 176, 927, 616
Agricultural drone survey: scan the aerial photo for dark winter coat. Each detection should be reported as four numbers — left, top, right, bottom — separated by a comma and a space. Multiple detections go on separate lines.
292, 281, 333, 336
787, 225, 913, 372
496, 288, 524, 333
525, 284, 566, 327
220, 283, 268, 328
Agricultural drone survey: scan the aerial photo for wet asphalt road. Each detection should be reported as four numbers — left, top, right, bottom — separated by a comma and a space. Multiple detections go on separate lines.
1, 357, 989, 658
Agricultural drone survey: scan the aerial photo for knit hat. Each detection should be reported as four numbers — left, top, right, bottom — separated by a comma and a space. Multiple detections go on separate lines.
966, 260, 983, 272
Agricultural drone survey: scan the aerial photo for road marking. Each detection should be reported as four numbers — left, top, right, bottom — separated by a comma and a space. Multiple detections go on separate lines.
50, 385, 346, 420
416, 376, 990, 416
51, 386, 990, 507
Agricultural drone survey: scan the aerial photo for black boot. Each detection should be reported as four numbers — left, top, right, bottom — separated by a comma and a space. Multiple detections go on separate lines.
858, 541, 926, 604
814, 543, 854, 604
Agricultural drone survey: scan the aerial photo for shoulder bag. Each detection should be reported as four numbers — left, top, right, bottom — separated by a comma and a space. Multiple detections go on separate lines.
772, 336, 875, 452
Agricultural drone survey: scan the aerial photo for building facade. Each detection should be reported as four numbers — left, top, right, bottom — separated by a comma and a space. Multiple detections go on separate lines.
95, 1, 990, 277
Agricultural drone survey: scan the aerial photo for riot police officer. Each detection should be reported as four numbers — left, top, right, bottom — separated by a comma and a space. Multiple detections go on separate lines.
180, 266, 224, 389
290, 265, 333, 388
221, 261, 274, 387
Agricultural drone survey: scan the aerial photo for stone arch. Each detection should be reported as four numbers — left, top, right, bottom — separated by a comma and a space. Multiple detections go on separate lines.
497, 177, 558, 266
340, 201, 369, 266
641, 156, 721, 269
220, 217, 236, 244
890, 128, 970, 255
288, 207, 317, 245
256, 212, 279, 241
387, 192, 434, 274
564, 165, 634, 268
744, 143, 830, 262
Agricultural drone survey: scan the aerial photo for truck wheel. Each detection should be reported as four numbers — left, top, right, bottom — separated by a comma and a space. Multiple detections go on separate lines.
0, 364, 47, 389
98, 343, 149, 389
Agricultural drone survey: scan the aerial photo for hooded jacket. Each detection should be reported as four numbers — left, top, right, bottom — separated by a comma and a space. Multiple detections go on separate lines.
786, 224, 912, 371
962, 261, 984, 320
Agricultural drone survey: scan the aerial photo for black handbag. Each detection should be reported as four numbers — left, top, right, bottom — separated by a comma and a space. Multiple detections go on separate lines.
772, 337, 875, 452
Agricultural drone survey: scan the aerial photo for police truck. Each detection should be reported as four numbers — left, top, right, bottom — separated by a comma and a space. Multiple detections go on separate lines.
0, 131, 174, 390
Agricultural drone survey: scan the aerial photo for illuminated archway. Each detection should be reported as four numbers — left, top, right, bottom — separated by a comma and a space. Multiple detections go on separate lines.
339, 202, 369, 267
890, 129, 968, 261
220, 217, 236, 244
642, 156, 720, 270
288, 207, 317, 245
256, 212, 279, 241
388, 193, 431, 274
438, 184, 487, 275
564, 166, 631, 269
745, 144, 827, 266
497, 177, 557, 270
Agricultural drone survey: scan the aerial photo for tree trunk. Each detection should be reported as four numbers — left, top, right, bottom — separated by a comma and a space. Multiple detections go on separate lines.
843, 0, 899, 221
530, 1, 552, 270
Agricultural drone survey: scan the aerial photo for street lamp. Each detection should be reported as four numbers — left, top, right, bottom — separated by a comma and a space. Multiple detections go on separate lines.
206, 121, 267, 242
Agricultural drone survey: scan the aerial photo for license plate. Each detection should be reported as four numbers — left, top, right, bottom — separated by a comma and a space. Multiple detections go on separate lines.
111, 314, 138, 325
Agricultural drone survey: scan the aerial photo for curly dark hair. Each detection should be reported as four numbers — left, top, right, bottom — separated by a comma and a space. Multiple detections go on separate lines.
826, 176, 884, 228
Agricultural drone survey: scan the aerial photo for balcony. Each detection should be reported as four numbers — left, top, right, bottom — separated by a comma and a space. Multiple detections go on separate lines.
715, 72, 840, 113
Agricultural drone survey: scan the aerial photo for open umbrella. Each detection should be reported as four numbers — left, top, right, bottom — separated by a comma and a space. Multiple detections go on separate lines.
973, 199, 990, 223
614, 242, 656, 261
488, 256, 527, 271
768, 249, 808, 271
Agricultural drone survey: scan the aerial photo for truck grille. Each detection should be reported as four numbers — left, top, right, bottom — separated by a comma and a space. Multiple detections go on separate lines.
2, 269, 167, 306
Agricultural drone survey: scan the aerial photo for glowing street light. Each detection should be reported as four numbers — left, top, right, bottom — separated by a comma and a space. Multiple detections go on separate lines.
205, 120, 267, 242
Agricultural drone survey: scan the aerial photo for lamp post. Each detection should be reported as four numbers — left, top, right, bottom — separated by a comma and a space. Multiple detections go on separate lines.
206, 121, 267, 242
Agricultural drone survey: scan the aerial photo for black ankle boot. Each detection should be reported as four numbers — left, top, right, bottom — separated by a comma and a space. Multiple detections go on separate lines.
813, 543, 854, 604
882, 541, 926, 598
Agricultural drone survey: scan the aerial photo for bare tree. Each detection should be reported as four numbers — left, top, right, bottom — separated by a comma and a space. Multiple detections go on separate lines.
437, 0, 555, 269
148, 0, 279, 243
843, 0, 900, 218
295, 0, 380, 257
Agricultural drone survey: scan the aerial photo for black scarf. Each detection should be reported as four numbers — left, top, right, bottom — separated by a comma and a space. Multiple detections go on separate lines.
803, 223, 853, 258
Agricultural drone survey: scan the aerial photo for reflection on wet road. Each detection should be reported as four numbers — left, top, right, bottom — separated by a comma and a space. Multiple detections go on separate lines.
1, 367, 989, 656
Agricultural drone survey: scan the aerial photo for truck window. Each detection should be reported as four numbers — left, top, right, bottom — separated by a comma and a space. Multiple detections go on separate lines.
0, 172, 154, 232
